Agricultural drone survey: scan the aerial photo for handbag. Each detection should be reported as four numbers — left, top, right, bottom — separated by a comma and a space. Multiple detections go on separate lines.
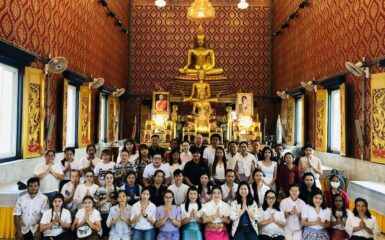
77, 224, 92, 239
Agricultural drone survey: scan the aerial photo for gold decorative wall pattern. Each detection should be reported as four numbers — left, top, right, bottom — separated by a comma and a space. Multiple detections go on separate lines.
340, 83, 346, 156
286, 97, 295, 145
78, 85, 91, 147
22, 67, 45, 158
371, 72, 385, 164
315, 89, 328, 152
62, 79, 68, 150
107, 96, 116, 143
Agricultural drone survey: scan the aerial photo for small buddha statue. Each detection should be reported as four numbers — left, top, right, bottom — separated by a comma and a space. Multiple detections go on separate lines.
171, 105, 178, 121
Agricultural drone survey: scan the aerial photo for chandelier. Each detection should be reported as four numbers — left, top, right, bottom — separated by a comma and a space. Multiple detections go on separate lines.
187, 0, 215, 21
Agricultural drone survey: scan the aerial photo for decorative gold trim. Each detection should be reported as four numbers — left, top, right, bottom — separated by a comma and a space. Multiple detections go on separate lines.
62, 79, 68, 150
152, 92, 170, 116
78, 85, 91, 147
340, 83, 346, 156
132, 0, 269, 6
315, 89, 328, 152
286, 97, 295, 145
236, 93, 254, 116
300, 95, 305, 145
107, 96, 115, 143
371, 72, 385, 164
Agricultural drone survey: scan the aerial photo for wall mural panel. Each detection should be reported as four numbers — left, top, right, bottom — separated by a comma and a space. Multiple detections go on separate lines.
78, 85, 91, 147
340, 83, 346, 156
285, 97, 295, 145
315, 89, 328, 152
371, 72, 385, 164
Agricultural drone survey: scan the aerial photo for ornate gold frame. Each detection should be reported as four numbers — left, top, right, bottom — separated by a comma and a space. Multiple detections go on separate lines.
371, 72, 385, 164
152, 92, 170, 116
286, 97, 295, 145
315, 89, 328, 152
236, 93, 254, 116
340, 83, 346, 156
78, 85, 91, 147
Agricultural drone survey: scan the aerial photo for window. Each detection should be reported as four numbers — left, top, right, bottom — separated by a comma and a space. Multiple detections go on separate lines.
0, 63, 18, 158
66, 85, 78, 147
295, 97, 303, 146
329, 89, 341, 152
100, 95, 107, 143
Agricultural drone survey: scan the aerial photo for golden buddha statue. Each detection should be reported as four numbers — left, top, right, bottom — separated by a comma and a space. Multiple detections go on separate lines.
179, 28, 223, 76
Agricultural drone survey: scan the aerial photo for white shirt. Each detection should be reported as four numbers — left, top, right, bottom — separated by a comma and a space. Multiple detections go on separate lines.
60, 181, 77, 212
212, 162, 226, 180
180, 203, 203, 222
220, 183, 238, 204
94, 161, 116, 187
142, 163, 170, 180
164, 163, 184, 184
236, 153, 256, 177
40, 208, 72, 237
250, 183, 270, 207
33, 163, 63, 193
117, 152, 139, 164
168, 183, 189, 206
226, 152, 239, 170
299, 156, 321, 179
345, 214, 380, 238
203, 146, 217, 165
202, 200, 231, 223
258, 207, 286, 236
279, 197, 306, 231
14, 193, 49, 234
330, 209, 353, 230
130, 201, 156, 230
80, 156, 101, 169
75, 208, 102, 235
73, 183, 99, 209
107, 204, 132, 238
61, 160, 81, 180
257, 161, 277, 186
180, 151, 193, 164
301, 205, 331, 229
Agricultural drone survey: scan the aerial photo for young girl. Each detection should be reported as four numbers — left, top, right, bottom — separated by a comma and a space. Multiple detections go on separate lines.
135, 144, 152, 185
278, 152, 301, 197
345, 198, 380, 240
301, 189, 331, 240
114, 149, 136, 187
250, 169, 270, 207
72, 196, 102, 239
180, 140, 193, 164
73, 170, 100, 210
80, 144, 101, 174
257, 146, 278, 191
234, 142, 256, 184
298, 144, 322, 189
155, 190, 182, 240
258, 190, 286, 240
279, 184, 306, 240
230, 181, 260, 239
197, 173, 213, 204
323, 174, 349, 208
130, 187, 156, 240
117, 139, 139, 164
299, 172, 319, 205
120, 171, 142, 205
202, 186, 231, 240
181, 186, 203, 240
40, 193, 73, 240
60, 147, 80, 191
330, 194, 351, 240
165, 149, 184, 184
106, 190, 132, 240
211, 146, 228, 185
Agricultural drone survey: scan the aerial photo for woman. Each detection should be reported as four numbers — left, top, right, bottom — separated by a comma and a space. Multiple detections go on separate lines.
120, 171, 142, 205
298, 144, 322, 189
135, 144, 152, 185
155, 190, 181, 240
301, 189, 331, 240
234, 142, 256, 184
130, 187, 156, 240
94, 171, 117, 238
106, 190, 132, 240
330, 194, 351, 240
181, 186, 203, 240
59, 147, 80, 191
258, 190, 286, 240
164, 150, 184, 184
114, 149, 137, 187
117, 139, 139, 164
80, 144, 101, 174
202, 186, 231, 240
72, 196, 102, 240
299, 172, 319, 205
278, 152, 301, 197
197, 173, 213, 204
257, 146, 278, 191
324, 174, 349, 208
211, 147, 228, 185
345, 198, 380, 240
73, 170, 100, 210
180, 141, 193, 164
40, 193, 73, 240
250, 169, 270, 207
230, 181, 260, 239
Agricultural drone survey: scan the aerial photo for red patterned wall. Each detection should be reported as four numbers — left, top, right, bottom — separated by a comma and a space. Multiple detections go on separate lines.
272, 0, 385, 159
0, 0, 129, 150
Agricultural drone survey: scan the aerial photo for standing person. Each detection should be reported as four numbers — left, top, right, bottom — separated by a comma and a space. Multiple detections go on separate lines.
197, 173, 213, 204
33, 150, 64, 201
164, 150, 184, 184
180, 140, 193, 164
301, 189, 331, 240
117, 138, 138, 164
257, 146, 278, 190
39, 193, 73, 240
273, 144, 285, 167
114, 149, 136, 187
94, 149, 116, 187
278, 152, 301, 198
299, 172, 320, 205
203, 134, 221, 165
183, 146, 211, 186
130, 187, 157, 240
234, 141, 256, 184
14, 177, 49, 240
60, 169, 80, 214
298, 144, 323, 189
280, 184, 306, 240
221, 169, 238, 204
120, 171, 142, 205
143, 154, 171, 186
80, 144, 101, 174
323, 173, 349, 208
230, 181, 260, 239
190, 134, 206, 156
59, 147, 80, 191
211, 146, 228, 185
329, 194, 352, 240
345, 198, 380, 240
106, 190, 133, 240
148, 170, 168, 207
135, 144, 152, 185
72, 196, 102, 239
202, 186, 231, 240
163, 139, 180, 163
250, 169, 270, 207
155, 190, 182, 240
226, 141, 239, 170
168, 169, 189, 206
181, 186, 203, 240
148, 135, 166, 158
251, 140, 263, 160
73, 170, 99, 210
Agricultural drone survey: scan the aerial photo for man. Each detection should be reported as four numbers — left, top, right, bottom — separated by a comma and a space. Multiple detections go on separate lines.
60, 169, 80, 214
190, 133, 206, 156
164, 139, 180, 163
142, 153, 170, 186
14, 177, 49, 240
274, 144, 285, 167
251, 139, 263, 161
168, 169, 189, 206
221, 169, 238, 204
183, 146, 210, 186
226, 141, 239, 170
148, 169, 168, 206
203, 134, 221, 165
148, 135, 166, 158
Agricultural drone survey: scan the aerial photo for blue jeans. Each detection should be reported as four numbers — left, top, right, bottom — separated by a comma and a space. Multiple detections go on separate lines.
133, 228, 155, 240
234, 224, 259, 240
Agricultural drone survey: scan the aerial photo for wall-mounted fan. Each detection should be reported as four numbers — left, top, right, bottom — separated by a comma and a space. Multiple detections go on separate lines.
301, 81, 317, 92
113, 88, 125, 97
44, 57, 68, 74
276, 91, 289, 99
345, 61, 369, 78
89, 78, 105, 89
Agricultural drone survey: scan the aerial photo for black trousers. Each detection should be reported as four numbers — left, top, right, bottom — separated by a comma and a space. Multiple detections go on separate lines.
351, 236, 374, 240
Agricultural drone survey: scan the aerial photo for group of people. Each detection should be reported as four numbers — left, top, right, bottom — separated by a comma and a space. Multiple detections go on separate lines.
13, 134, 380, 240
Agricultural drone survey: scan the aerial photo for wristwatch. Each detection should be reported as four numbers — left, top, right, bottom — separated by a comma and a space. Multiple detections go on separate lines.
143, 213, 148, 218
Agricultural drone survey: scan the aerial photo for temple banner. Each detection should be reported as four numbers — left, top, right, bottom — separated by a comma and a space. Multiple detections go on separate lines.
371, 72, 385, 164
78, 85, 91, 147
22, 67, 45, 158
315, 89, 328, 152
286, 97, 295, 145
107, 96, 115, 143
340, 83, 346, 156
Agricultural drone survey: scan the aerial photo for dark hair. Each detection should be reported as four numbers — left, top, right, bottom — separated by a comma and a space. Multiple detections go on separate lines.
262, 190, 280, 211
353, 198, 372, 219
123, 139, 137, 154
169, 149, 182, 165
138, 144, 149, 160
153, 169, 165, 179
212, 147, 227, 177
331, 193, 348, 220
84, 169, 95, 177
190, 146, 200, 154
64, 147, 75, 155
227, 141, 238, 148
141, 186, 151, 195
239, 141, 248, 147
197, 173, 213, 195
125, 171, 137, 185
275, 144, 283, 149
251, 169, 265, 206
173, 169, 183, 177
105, 171, 118, 199
284, 152, 294, 160
70, 169, 80, 177
101, 149, 112, 157
211, 185, 223, 196
300, 172, 317, 192
329, 174, 343, 191
252, 139, 260, 144
27, 177, 40, 186
44, 149, 55, 156
151, 135, 160, 140
289, 183, 301, 191
302, 143, 313, 151
86, 144, 96, 152
163, 189, 176, 205
242, 96, 247, 100
182, 140, 190, 145
236, 181, 254, 206
83, 195, 95, 206
225, 169, 235, 176
50, 193, 65, 220
210, 133, 221, 142
308, 188, 327, 209
185, 186, 202, 212
116, 189, 127, 199
262, 146, 273, 160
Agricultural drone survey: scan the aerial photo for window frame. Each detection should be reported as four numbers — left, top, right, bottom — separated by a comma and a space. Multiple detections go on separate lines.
99, 94, 108, 143
294, 95, 304, 146
99, 85, 113, 143
327, 86, 341, 154
65, 83, 79, 148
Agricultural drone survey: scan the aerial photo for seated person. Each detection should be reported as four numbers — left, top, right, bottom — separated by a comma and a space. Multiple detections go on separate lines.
168, 169, 189, 206
142, 153, 170, 186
